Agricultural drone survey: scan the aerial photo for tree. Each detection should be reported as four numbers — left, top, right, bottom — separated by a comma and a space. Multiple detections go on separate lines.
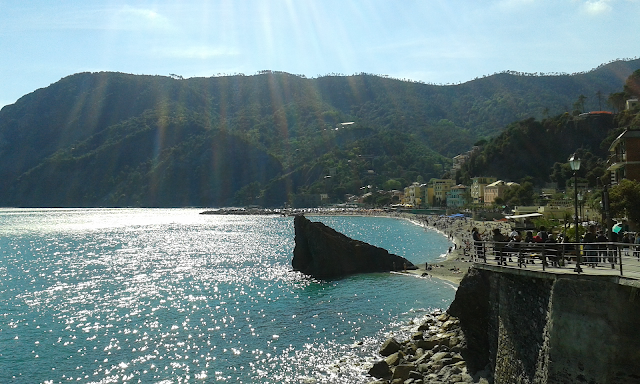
623, 69, 640, 97
573, 94, 587, 113
376, 194, 391, 206
383, 179, 402, 191
608, 179, 640, 227
608, 92, 627, 113
234, 182, 262, 206
502, 180, 535, 206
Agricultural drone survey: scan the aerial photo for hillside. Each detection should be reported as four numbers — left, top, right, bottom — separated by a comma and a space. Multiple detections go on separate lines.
457, 113, 617, 189
0, 59, 639, 207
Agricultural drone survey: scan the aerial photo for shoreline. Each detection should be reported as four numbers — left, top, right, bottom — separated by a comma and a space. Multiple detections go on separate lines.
401, 215, 470, 286
205, 207, 511, 286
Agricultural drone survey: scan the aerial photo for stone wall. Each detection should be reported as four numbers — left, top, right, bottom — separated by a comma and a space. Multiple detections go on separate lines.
448, 266, 640, 384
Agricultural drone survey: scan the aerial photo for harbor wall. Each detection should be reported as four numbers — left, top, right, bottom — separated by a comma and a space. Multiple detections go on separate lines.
448, 266, 640, 383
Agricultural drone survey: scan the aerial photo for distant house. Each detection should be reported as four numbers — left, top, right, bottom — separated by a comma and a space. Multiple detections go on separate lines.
450, 146, 481, 175
403, 182, 425, 207
446, 184, 469, 208
627, 99, 639, 110
426, 178, 455, 207
470, 176, 497, 204
607, 128, 640, 184
452, 154, 468, 171
484, 180, 519, 205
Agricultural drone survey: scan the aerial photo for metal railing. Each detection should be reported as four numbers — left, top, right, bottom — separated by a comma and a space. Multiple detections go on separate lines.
471, 241, 640, 278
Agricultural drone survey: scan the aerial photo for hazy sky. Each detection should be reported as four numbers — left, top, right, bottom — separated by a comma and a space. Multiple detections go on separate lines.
1, 0, 639, 109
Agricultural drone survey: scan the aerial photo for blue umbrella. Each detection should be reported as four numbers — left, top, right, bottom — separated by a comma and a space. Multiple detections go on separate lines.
612, 223, 623, 234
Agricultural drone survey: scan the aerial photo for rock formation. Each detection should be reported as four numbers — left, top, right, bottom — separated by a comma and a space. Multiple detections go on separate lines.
292, 215, 416, 279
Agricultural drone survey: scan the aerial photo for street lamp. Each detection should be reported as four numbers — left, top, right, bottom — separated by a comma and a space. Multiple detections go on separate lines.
577, 191, 583, 225
569, 153, 582, 272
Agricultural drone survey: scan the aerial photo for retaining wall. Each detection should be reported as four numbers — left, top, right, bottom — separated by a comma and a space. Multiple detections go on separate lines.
448, 265, 640, 383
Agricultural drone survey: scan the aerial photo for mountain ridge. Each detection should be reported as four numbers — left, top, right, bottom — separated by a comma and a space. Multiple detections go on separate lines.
1, 58, 639, 207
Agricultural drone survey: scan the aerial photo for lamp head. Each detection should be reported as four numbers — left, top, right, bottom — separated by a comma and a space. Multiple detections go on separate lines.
569, 153, 581, 171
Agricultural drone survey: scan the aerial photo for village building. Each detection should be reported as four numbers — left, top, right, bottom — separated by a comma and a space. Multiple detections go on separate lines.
607, 128, 640, 185
483, 180, 519, 205
470, 176, 497, 205
426, 178, 455, 207
446, 184, 469, 208
403, 182, 425, 207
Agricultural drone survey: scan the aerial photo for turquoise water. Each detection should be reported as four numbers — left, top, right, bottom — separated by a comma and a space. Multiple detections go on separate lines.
0, 209, 456, 383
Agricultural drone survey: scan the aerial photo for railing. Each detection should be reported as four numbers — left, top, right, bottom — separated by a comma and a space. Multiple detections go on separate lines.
471, 241, 640, 278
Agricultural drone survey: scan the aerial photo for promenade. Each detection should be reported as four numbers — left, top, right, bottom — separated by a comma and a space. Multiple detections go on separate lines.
472, 246, 640, 290
476, 240, 640, 277
410, 214, 640, 285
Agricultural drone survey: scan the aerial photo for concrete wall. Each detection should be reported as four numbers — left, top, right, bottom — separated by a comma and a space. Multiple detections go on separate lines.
448, 266, 640, 384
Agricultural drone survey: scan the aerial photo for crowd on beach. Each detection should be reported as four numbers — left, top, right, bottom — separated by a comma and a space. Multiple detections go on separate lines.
413, 214, 511, 259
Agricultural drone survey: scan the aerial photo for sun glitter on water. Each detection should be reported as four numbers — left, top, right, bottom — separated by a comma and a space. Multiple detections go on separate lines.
0, 209, 455, 383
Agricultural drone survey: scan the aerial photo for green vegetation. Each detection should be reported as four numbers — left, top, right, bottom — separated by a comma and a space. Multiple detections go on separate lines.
0, 59, 639, 207
456, 113, 612, 189
609, 180, 640, 227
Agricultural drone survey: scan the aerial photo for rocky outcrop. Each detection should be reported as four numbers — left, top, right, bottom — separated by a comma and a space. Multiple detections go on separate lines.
292, 215, 416, 279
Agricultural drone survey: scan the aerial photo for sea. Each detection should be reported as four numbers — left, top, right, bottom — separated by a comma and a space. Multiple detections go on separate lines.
0, 208, 456, 384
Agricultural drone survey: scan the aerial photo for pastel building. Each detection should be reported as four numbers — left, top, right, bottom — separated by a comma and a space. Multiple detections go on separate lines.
484, 180, 519, 205
446, 184, 469, 208
403, 182, 425, 207
471, 176, 497, 204
426, 178, 456, 207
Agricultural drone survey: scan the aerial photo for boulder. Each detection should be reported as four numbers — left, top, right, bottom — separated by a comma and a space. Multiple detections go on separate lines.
385, 351, 403, 366
391, 364, 415, 381
379, 337, 403, 356
415, 337, 440, 350
368, 360, 391, 379
292, 215, 416, 279
408, 370, 423, 380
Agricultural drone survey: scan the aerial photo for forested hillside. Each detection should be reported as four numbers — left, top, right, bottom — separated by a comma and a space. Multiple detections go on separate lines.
457, 113, 616, 188
1, 59, 639, 207
457, 69, 640, 189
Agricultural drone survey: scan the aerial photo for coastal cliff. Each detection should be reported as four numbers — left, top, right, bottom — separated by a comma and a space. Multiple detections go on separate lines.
448, 266, 640, 383
292, 215, 416, 279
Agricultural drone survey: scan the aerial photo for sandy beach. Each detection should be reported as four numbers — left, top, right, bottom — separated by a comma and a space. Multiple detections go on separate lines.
400, 214, 512, 285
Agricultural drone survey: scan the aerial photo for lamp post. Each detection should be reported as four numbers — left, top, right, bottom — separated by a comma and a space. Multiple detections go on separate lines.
569, 153, 582, 272
577, 192, 583, 226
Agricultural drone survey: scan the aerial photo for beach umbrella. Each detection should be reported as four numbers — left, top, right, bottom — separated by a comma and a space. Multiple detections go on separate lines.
612, 223, 623, 234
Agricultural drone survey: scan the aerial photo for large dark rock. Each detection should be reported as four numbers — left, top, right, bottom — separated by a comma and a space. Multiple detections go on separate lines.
292, 215, 416, 279
368, 360, 391, 379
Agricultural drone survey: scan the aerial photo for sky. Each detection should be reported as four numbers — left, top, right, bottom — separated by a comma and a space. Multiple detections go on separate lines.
1, 0, 639, 109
